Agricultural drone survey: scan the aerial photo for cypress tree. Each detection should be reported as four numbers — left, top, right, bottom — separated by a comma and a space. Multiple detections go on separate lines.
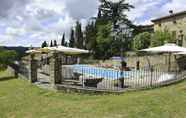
85, 22, 97, 51
69, 28, 75, 47
41, 42, 44, 48
61, 33, 65, 46
97, 8, 102, 19
54, 40, 57, 47
50, 40, 53, 47
42, 41, 48, 48
75, 21, 84, 49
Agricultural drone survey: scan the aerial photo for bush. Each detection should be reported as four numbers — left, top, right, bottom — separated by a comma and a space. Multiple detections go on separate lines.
133, 30, 175, 51
151, 30, 174, 47
0, 49, 17, 68
133, 32, 151, 50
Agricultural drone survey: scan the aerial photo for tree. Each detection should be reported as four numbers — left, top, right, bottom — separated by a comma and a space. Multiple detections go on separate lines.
75, 21, 84, 49
50, 40, 53, 47
61, 33, 65, 46
84, 22, 97, 51
99, 0, 134, 29
54, 40, 58, 47
41, 41, 48, 48
151, 30, 174, 47
41, 42, 44, 48
97, 8, 102, 19
96, 0, 134, 59
0, 49, 17, 69
94, 23, 113, 60
133, 32, 151, 50
69, 28, 75, 47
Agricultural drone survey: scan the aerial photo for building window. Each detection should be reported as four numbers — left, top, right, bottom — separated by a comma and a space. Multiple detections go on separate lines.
178, 32, 184, 46
178, 39, 183, 46
172, 31, 177, 40
180, 30, 183, 34
158, 23, 161, 27
172, 31, 176, 37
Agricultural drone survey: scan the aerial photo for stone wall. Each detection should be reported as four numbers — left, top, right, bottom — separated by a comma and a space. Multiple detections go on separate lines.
103, 54, 176, 69
7, 66, 17, 77
29, 54, 38, 83
126, 54, 176, 68
49, 52, 62, 85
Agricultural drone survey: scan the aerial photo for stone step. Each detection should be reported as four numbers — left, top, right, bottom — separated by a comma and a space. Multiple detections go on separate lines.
62, 80, 82, 86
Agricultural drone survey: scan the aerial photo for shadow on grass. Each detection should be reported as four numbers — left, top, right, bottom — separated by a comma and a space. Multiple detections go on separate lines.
0, 76, 16, 82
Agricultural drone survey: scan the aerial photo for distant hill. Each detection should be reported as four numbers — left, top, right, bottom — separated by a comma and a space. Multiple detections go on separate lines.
2, 46, 29, 52
0, 46, 29, 60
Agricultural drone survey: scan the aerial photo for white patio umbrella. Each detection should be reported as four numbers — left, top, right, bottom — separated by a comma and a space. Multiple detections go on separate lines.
26, 49, 41, 54
26, 47, 52, 54
44, 46, 89, 54
141, 43, 186, 52
174, 51, 186, 55
27, 46, 89, 55
140, 43, 186, 71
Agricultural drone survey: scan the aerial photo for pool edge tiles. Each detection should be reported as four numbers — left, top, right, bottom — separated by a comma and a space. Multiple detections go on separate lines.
72, 64, 134, 80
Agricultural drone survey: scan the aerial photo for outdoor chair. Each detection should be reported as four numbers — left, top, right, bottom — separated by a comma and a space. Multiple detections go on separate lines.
82, 76, 103, 88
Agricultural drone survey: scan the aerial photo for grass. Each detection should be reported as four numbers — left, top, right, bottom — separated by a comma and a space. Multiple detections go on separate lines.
1, 71, 186, 118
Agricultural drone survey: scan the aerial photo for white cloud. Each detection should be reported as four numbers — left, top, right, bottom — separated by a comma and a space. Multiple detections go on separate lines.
0, 0, 99, 47
0, 0, 185, 46
161, 0, 186, 15
127, 0, 164, 25
0, 34, 14, 46
5, 27, 26, 36
127, 0, 186, 25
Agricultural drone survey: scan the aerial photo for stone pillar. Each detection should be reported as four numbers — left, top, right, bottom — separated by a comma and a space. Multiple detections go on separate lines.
29, 54, 38, 83
49, 52, 62, 85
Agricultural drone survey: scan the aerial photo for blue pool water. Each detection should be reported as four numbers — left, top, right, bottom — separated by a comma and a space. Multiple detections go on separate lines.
72, 64, 135, 80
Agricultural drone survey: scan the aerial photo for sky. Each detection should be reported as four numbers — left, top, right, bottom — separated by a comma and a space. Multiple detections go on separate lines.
0, 0, 185, 47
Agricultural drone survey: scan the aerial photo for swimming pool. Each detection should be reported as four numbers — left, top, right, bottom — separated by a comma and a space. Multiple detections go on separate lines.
72, 64, 139, 80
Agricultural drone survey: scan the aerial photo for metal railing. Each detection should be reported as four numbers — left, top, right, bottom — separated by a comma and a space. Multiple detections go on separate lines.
60, 63, 186, 91
16, 59, 186, 91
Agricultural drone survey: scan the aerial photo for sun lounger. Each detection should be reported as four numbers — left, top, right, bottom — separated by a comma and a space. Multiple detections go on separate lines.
84, 78, 103, 87
79, 75, 103, 87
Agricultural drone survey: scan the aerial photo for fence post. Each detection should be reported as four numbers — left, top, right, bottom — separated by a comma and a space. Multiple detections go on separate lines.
49, 52, 62, 85
120, 72, 124, 88
29, 54, 38, 83
150, 67, 153, 87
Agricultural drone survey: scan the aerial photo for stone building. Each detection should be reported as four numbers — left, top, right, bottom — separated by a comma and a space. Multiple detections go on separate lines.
151, 10, 186, 47
137, 24, 154, 33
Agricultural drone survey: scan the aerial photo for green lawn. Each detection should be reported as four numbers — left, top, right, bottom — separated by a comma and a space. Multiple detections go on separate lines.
1, 71, 186, 118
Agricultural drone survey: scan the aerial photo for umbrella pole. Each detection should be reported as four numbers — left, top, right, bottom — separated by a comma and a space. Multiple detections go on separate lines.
146, 56, 151, 69
168, 53, 171, 72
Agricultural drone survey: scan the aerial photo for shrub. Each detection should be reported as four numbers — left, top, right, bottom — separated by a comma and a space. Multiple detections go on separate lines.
151, 30, 174, 47
0, 49, 17, 69
133, 32, 151, 50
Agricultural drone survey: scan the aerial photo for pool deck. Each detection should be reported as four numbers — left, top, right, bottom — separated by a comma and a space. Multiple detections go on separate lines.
54, 84, 126, 94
